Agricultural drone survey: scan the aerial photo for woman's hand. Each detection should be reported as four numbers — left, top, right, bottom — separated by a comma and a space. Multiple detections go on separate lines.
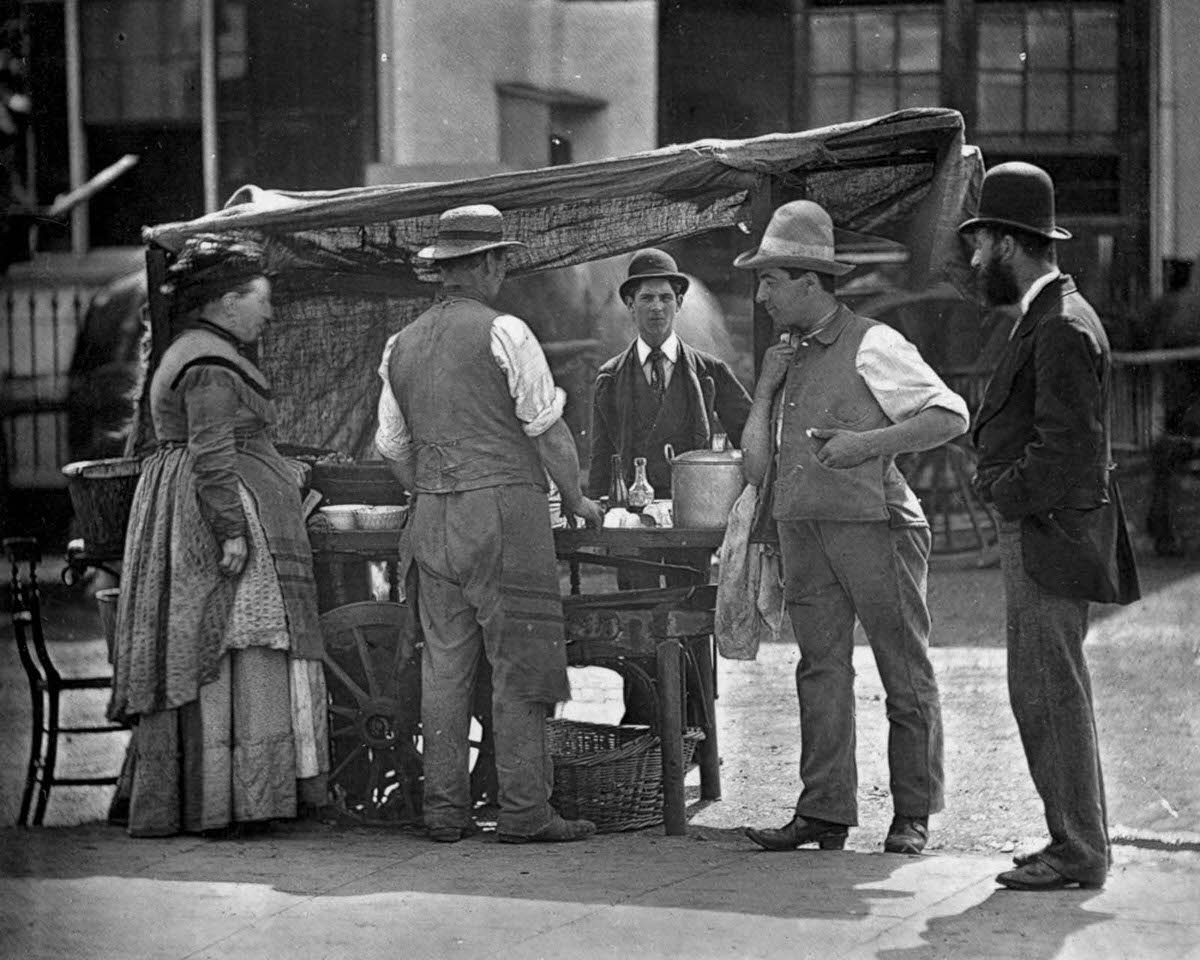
218, 536, 248, 577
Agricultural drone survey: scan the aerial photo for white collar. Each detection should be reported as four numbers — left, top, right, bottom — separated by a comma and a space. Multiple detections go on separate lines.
637, 333, 680, 364
1019, 268, 1062, 317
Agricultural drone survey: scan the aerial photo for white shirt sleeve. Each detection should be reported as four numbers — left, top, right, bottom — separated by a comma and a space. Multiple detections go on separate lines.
855, 325, 970, 424
374, 332, 411, 461
491, 313, 566, 438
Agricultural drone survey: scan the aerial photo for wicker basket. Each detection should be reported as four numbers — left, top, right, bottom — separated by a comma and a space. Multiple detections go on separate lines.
62, 458, 142, 556
547, 719, 705, 832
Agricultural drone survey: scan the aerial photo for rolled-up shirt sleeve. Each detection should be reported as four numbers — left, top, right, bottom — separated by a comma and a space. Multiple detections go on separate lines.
856, 325, 969, 425
491, 313, 566, 437
374, 332, 411, 461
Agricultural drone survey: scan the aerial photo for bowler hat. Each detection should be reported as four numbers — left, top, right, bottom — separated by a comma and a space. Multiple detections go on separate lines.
417, 204, 527, 261
732, 200, 854, 275
958, 162, 1072, 241
619, 248, 690, 300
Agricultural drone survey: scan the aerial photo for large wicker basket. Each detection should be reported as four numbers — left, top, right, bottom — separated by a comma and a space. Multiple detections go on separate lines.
547, 719, 705, 833
62, 458, 142, 557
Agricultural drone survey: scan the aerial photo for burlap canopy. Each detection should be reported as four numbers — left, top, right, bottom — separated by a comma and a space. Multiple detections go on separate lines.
140, 109, 982, 457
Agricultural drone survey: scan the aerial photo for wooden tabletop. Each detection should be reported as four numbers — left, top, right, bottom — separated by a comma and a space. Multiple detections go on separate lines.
308, 525, 727, 559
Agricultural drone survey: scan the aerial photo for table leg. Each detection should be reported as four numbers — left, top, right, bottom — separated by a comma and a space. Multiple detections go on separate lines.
656, 639, 686, 836
687, 634, 721, 801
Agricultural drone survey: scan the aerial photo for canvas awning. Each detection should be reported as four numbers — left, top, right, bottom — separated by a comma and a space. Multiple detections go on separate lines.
140, 108, 982, 456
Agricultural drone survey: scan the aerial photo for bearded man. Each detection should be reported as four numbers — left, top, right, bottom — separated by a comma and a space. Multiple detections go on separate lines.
961, 162, 1140, 891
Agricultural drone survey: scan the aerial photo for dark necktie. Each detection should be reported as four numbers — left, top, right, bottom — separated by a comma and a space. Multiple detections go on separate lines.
647, 349, 666, 401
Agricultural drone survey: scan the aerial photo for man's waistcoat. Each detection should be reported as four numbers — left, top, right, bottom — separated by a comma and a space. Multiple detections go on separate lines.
388, 296, 547, 494
773, 307, 915, 522
630, 365, 694, 496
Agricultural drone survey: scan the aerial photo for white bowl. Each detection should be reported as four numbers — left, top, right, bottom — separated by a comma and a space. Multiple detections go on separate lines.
318, 504, 366, 531
354, 504, 409, 530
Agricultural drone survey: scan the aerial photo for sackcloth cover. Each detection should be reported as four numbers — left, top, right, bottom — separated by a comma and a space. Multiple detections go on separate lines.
138, 110, 982, 458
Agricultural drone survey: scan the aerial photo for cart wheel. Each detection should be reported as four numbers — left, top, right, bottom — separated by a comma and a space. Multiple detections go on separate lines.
319, 600, 495, 826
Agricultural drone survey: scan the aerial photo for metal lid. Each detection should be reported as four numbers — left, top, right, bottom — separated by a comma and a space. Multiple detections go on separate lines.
666, 448, 743, 464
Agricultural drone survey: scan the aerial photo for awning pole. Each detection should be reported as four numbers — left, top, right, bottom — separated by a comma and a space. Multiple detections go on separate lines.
200, 0, 219, 212
64, 0, 87, 252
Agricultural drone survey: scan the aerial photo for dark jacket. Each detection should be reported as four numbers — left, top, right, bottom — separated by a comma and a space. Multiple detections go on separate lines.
588, 339, 751, 498
973, 275, 1139, 604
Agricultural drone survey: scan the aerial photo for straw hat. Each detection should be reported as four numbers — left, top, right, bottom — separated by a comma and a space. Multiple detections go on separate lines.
416, 204, 527, 261
618, 248, 690, 300
732, 200, 854, 276
958, 162, 1072, 241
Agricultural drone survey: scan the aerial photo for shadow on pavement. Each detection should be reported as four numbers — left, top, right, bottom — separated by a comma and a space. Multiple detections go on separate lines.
877, 886, 1111, 960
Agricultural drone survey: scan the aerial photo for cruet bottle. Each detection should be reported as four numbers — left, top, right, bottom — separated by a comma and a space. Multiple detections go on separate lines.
608, 454, 628, 508
627, 456, 654, 513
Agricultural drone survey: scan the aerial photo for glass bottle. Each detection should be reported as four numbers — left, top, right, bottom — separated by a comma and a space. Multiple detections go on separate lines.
608, 454, 628, 508
627, 456, 654, 513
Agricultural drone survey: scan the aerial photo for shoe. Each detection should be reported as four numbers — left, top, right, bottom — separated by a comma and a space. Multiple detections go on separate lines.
996, 860, 1104, 891
496, 815, 597, 844
744, 815, 848, 851
427, 821, 481, 843
884, 816, 928, 854
1012, 845, 1047, 868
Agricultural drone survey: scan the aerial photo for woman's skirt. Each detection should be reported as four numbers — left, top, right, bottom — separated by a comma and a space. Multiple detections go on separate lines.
111, 446, 328, 836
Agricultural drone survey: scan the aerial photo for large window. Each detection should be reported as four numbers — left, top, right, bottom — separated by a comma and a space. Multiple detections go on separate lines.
806, 5, 942, 129
975, 3, 1119, 140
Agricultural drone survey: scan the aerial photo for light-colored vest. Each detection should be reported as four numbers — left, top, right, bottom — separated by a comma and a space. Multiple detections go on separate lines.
773, 307, 921, 523
388, 296, 547, 494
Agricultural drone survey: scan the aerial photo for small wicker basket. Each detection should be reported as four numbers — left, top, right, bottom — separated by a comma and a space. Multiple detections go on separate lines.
547, 719, 705, 832
62, 458, 143, 557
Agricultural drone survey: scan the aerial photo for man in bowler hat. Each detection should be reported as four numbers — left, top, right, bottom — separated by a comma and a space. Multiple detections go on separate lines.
736, 200, 969, 855
588, 248, 752, 586
961, 162, 1140, 891
376, 203, 603, 844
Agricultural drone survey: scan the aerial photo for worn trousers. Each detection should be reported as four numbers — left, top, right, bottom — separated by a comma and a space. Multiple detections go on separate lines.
998, 523, 1109, 884
413, 490, 558, 838
779, 519, 944, 826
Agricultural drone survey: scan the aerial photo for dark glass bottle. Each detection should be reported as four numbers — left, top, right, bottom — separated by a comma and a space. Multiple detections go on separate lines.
627, 456, 654, 513
608, 454, 628, 508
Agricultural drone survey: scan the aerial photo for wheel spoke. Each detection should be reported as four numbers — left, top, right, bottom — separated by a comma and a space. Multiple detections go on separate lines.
330, 742, 366, 782
323, 655, 370, 705
354, 625, 381, 698
328, 703, 357, 720
330, 723, 357, 739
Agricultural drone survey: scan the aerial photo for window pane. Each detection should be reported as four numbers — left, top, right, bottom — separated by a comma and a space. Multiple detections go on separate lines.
899, 74, 941, 111
1074, 73, 1117, 132
1025, 8, 1068, 70
84, 62, 122, 124
809, 76, 853, 129
855, 75, 897, 120
977, 15, 1024, 71
977, 72, 1023, 133
856, 12, 895, 72
82, 0, 199, 122
898, 14, 940, 73
1026, 72, 1068, 133
810, 14, 853, 74
1074, 8, 1118, 71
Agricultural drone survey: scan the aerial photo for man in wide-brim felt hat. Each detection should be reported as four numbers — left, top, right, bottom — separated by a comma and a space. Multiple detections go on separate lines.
375, 203, 603, 845
734, 199, 969, 858
961, 163, 1140, 893
588, 247, 751, 591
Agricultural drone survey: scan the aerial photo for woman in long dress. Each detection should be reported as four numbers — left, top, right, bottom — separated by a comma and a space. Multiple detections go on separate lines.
109, 235, 329, 837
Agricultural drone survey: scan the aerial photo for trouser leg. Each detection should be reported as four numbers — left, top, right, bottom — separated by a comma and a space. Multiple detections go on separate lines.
417, 569, 483, 831
489, 693, 554, 836
827, 522, 944, 818
999, 525, 1108, 883
779, 521, 859, 826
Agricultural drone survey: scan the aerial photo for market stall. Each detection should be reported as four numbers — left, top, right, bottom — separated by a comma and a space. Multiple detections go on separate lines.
64, 108, 982, 835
